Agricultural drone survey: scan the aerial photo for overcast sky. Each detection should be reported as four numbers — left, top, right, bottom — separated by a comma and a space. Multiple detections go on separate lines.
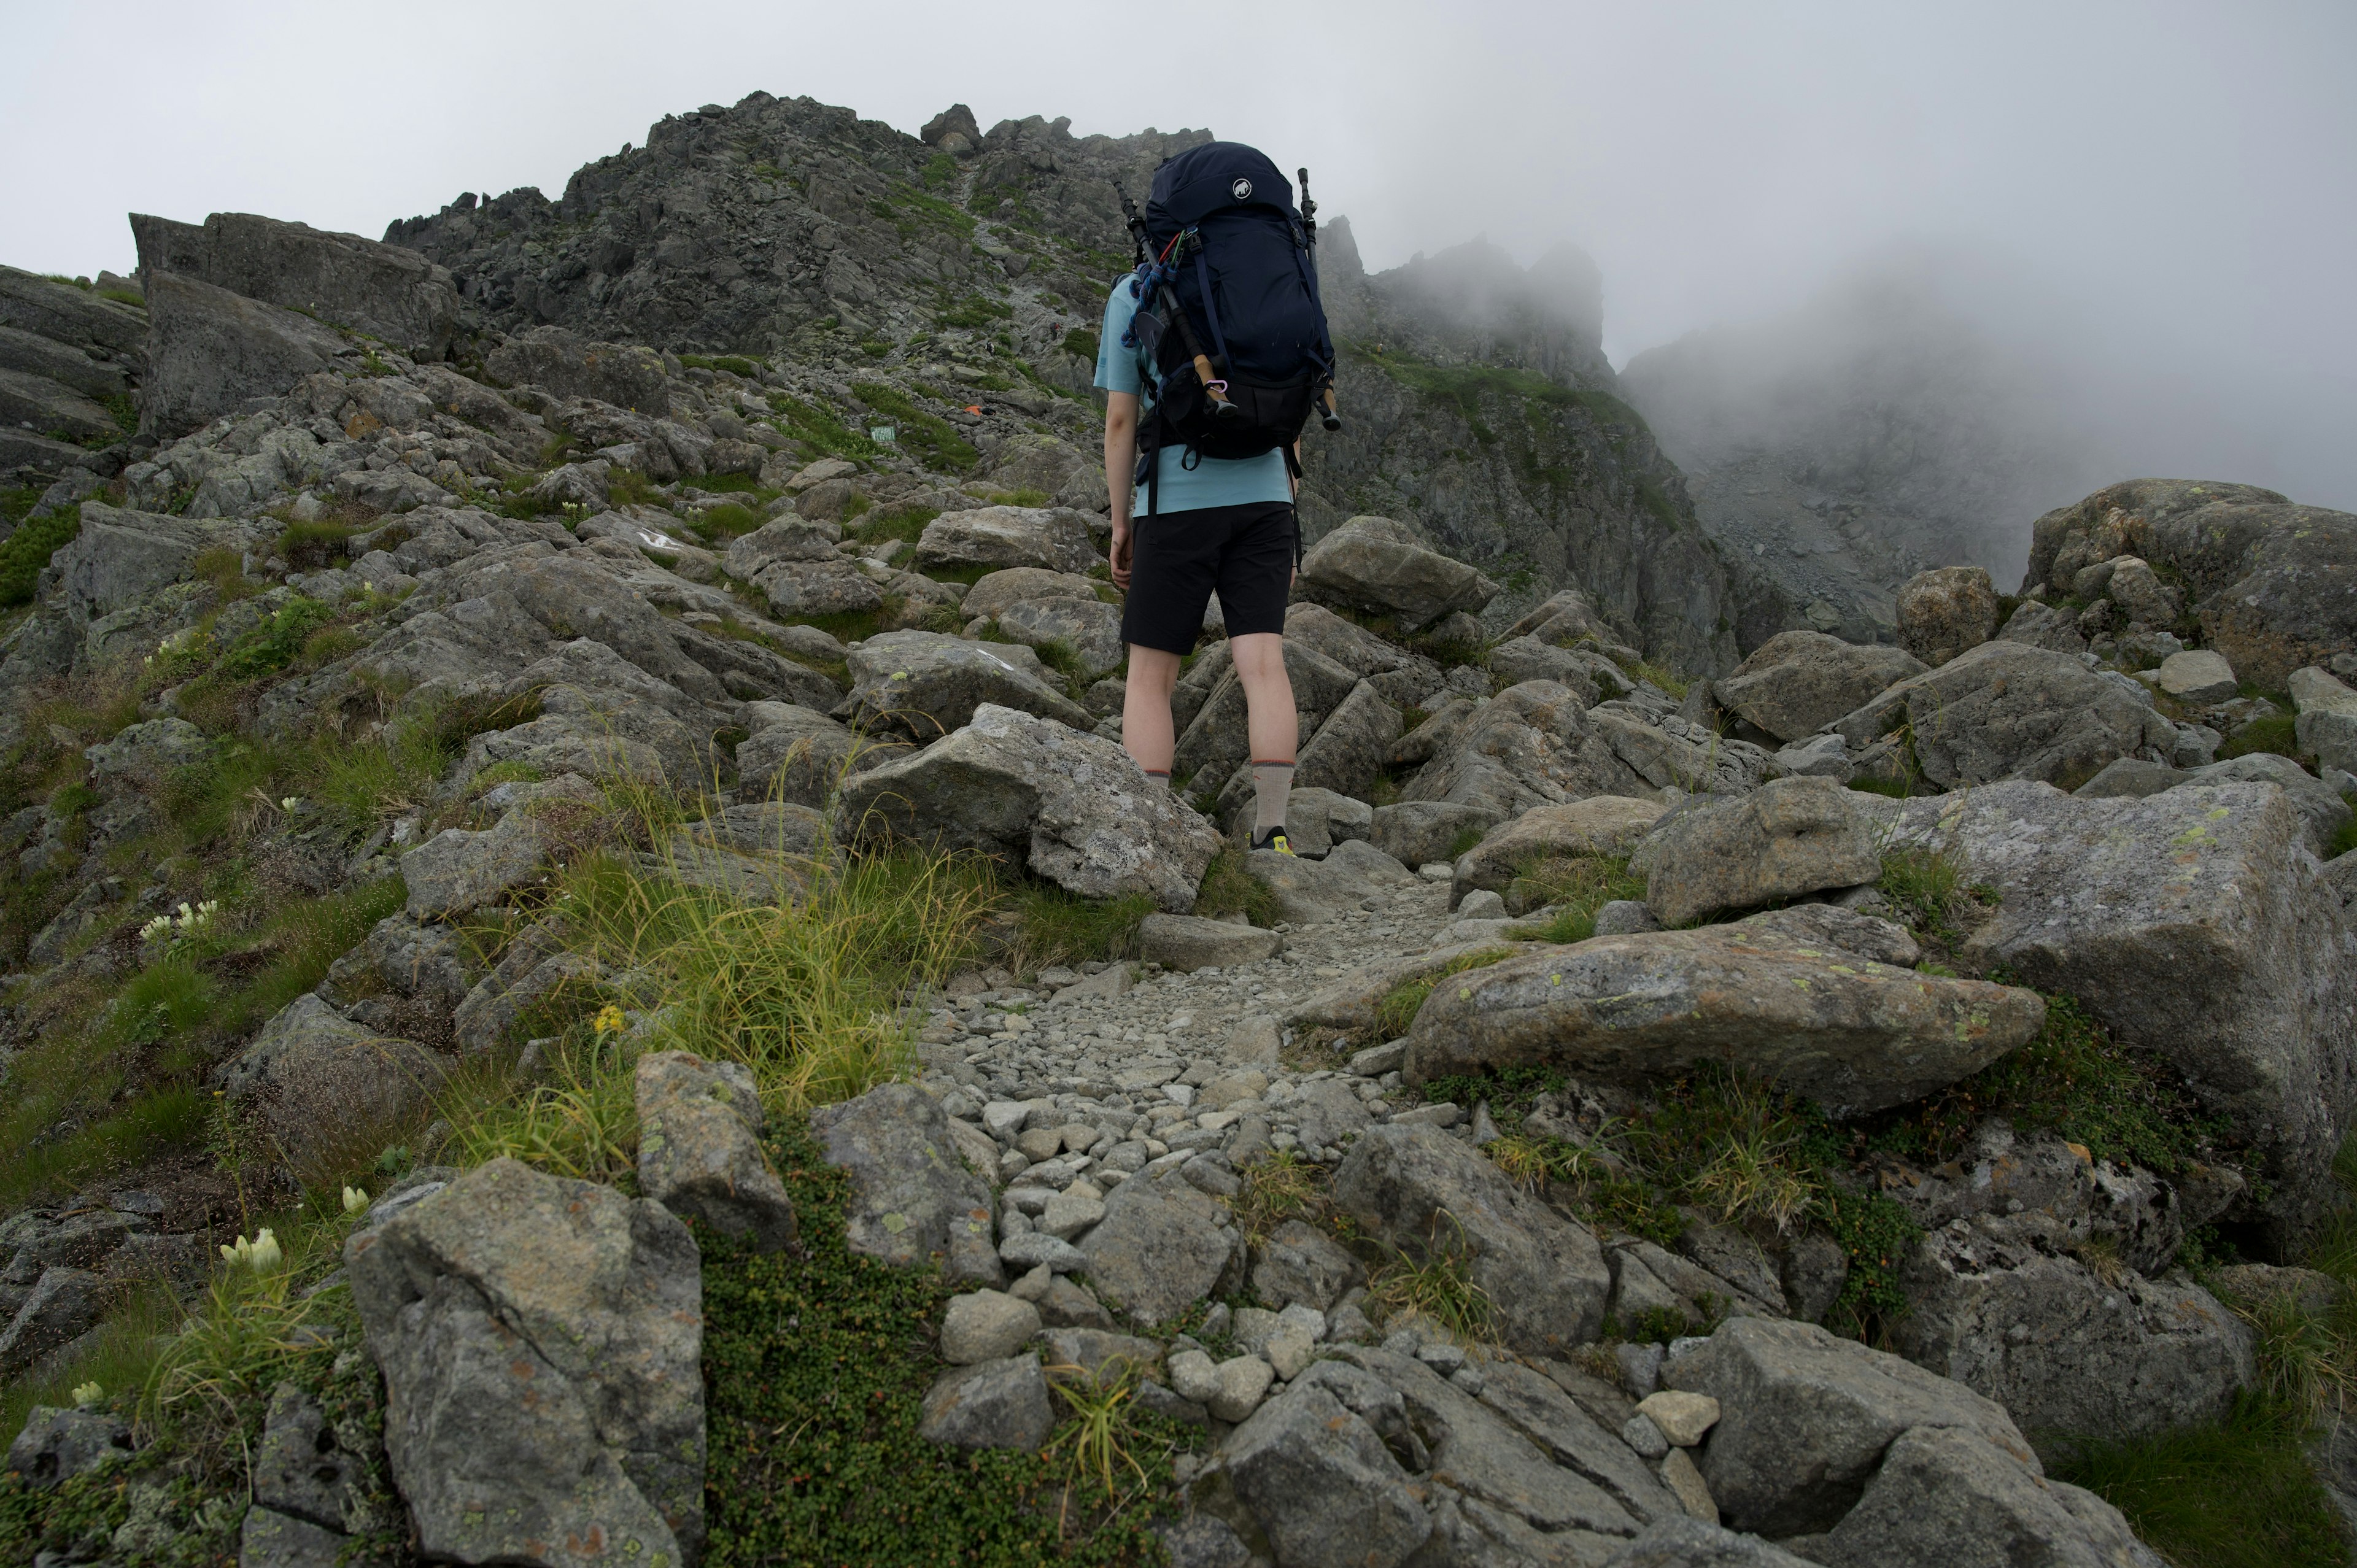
9, 0, 2353, 503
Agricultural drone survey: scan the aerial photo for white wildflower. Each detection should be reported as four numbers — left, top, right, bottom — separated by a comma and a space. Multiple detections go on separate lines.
341, 1186, 370, 1216
70, 1381, 102, 1406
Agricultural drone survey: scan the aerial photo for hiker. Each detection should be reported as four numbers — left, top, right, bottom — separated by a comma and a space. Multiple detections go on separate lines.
1095, 142, 1339, 857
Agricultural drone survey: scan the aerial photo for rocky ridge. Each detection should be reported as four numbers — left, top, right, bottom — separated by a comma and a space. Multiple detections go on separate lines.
0, 90, 2354, 1568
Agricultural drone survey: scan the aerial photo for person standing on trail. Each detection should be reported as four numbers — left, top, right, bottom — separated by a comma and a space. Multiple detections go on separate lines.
1094, 142, 1342, 858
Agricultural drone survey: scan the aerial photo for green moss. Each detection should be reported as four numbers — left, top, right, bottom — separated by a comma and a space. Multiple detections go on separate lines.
851, 384, 978, 474
767, 395, 882, 463
1503, 854, 1647, 943
0, 504, 81, 606
216, 597, 337, 680
679, 353, 764, 379
1194, 846, 1282, 927
1061, 328, 1100, 363
1009, 886, 1154, 973
1349, 342, 1652, 440
1865, 987, 2227, 1178
2220, 713, 2304, 763
2056, 1396, 2345, 1568
702, 1120, 1190, 1565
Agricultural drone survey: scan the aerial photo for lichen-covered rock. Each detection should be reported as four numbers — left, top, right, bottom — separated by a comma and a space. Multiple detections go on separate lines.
1333, 1124, 1612, 1353
810, 1081, 1001, 1287
834, 630, 1091, 739
1871, 780, 2357, 1242
1891, 1213, 2254, 1442
733, 701, 904, 808
1830, 639, 2177, 788
133, 209, 461, 360
216, 995, 447, 1183
1297, 514, 1500, 631
3, 1405, 133, 1489
1075, 1178, 1232, 1327
1631, 776, 1883, 925
1139, 913, 1285, 972
343, 1158, 704, 1568
1404, 905, 2043, 1116
835, 703, 1220, 911
914, 505, 1097, 575
484, 325, 670, 414
1452, 795, 1668, 913
140, 270, 355, 438
1712, 630, 1927, 743
1403, 681, 1652, 819
401, 808, 547, 919
1895, 566, 2000, 667
993, 594, 1124, 678
919, 1354, 1056, 1450
2024, 478, 2357, 690
1662, 1315, 2038, 1536
635, 1050, 795, 1252
1196, 1381, 1432, 1568
1815, 1423, 2165, 1568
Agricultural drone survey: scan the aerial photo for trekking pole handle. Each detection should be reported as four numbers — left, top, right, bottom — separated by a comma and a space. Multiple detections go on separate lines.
1298, 168, 1317, 246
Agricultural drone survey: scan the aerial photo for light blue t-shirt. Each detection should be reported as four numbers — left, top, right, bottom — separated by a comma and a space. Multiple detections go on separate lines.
1094, 276, 1293, 516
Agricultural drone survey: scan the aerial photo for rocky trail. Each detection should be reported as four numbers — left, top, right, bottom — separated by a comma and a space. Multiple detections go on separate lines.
2, 85, 2356, 1568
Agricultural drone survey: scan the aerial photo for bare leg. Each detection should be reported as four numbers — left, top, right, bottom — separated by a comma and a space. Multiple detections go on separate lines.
1228, 633, 1298, 763
1122, 646, 1185, 774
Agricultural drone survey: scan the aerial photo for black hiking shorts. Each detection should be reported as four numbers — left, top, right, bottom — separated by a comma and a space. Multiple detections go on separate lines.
1120, 501, 1296, 655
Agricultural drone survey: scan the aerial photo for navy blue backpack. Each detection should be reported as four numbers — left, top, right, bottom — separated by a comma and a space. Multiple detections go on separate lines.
1116, 142, 1340, 516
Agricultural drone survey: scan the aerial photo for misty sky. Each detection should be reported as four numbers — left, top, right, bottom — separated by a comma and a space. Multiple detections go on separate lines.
8, 0, 2353, 504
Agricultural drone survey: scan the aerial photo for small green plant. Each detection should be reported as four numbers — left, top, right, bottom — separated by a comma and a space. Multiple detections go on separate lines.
2220, 713, 2304, 763
0, 504, 82, 606
1040, 1359, 1151, 1506
216, 597, 336, 679
2058, 1396, 2346, 1568
1193, 846, 1282, 927
1364, 1211, 1492, 1340
1234, 1150, 1325, 1243
1374, 948, 1516, 1037
851, 383, 978, 473
1504, 853, 1647, 940
1007, 886, 1153, 974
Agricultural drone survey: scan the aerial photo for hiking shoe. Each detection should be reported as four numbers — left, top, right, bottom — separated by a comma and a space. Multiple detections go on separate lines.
1250, 827, 1295, 857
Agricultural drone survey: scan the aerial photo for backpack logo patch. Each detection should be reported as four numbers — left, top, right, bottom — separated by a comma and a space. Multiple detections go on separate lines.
1230, 177, 1253, 201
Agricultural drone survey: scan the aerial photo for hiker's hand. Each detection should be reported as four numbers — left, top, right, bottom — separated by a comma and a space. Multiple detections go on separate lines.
1109, 519, 1133, 590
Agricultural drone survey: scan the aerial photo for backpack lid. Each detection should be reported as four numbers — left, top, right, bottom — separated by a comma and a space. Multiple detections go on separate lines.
1146, 142, 1296, 234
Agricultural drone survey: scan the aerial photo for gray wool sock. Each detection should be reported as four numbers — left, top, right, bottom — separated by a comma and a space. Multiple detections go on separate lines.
1143, 770, 1171, 796
1252, 761, 1293, 836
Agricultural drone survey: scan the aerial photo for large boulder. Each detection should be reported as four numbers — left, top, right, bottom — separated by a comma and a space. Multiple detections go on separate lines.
1871, 780, 2357, 1242
1829, 639, 2178, 789
1630, 777, 1883, 926
1711, 631, 1927, 744
834, 703, 1221, 911
216, 995, 447, 1184
1894, 566, 2000, 668
2024, 478, 2357, 690
140, 270, 355, 438
47, 503, 260, 625
131, 210, 460, 359
0, 366, 120, 442
733, 701, 904, 808
635, 1051, 795, 1253
1452, 795, 1669, 912
914, 506, 1097, 576
1403, 905, 2045, 1117
1283, 601, 1431, 678
1291, 681, 1404, 801
835, 630, 1089, 740
1403, 681, 1652, 819
994, 594, 1125, 678
1817, 1423, 2161, 1568
343, 1158, 704, 1568
1332, 1123, 1612, 1353
1662, 1316, 2037, 1536
1373, 800, 1502, 869
960, 566, 1101, 622
1196, 1381, 1432, 1568
401, 808, 548, 920
2292, 665, 2357, 776
1891, 1213, 2254, 1442
484, 326, 670, 415
2174, 752, 2351, 855
0, 263, 148, 357
808, 1082, 1001, 1287
1297, 515, 1500, 631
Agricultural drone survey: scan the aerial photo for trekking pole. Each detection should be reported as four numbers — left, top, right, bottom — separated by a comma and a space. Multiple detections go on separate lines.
1115, 182, 1240, 421
1299, 168, 1344, 433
